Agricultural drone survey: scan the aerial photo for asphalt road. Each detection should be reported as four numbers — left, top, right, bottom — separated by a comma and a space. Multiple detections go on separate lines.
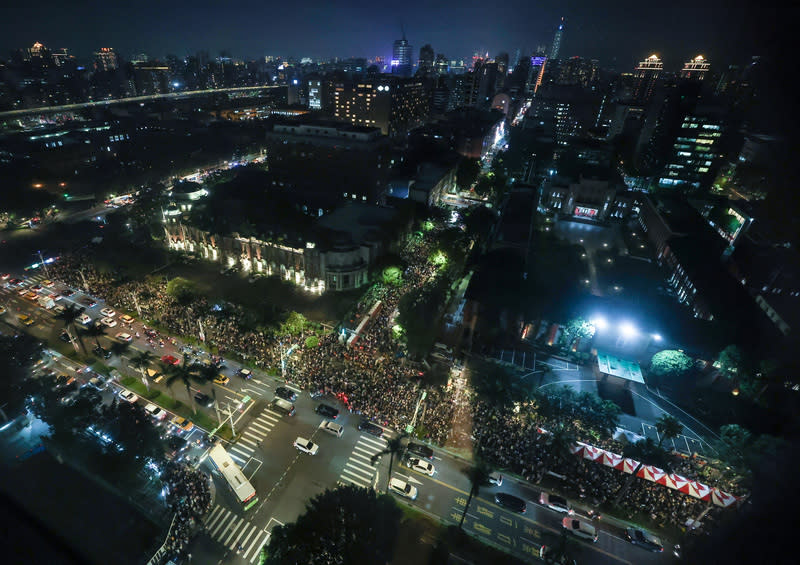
1, 269, 676, 564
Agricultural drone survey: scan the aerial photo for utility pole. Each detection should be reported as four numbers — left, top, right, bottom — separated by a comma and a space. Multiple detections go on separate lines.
78, 269, 89, 293
38, 250, 50, 278
227, 402, 235, 437
198, 319, 205, 343
131, 292, 142, 317
212, 389, 221, 424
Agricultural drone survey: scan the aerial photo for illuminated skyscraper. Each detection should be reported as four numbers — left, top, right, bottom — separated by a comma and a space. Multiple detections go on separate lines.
417, 44, 434, 76
94, 47, 118, 71
680, 55, 710, 80
392, 33, 413, 78
633, 54, 663, 103
549, 17, 565, 60
658, 111, 724, 191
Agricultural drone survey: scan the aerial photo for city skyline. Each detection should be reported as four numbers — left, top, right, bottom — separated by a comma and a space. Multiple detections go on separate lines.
1, 0, 766, 69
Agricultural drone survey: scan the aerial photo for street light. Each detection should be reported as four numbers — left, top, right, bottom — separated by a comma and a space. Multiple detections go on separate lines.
619, 322, 638, 337
591, 316, 609, 331
651, 333, 662, 342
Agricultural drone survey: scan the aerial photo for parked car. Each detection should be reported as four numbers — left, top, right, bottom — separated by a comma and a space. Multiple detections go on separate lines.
320, 420, 344, 437
625, 528, 663, 552
275, 386, 297, 402
389, 477, 418, 500
358, 420, 383, 438
488, 472, 504, 486
293, 437, 319, 455
405, 457, 435, 476
562, 517, 598, 542
194, 392, 214, 408
494, 493, 527, 513
315, 403, 339, 419
171, 416, 194, 433
539, 492, 573, 514
100, 316, 117, 327
406, 442, 434, 460
144, 403, 167, 420
118, 390, 138, 403
100, 308, 116, 317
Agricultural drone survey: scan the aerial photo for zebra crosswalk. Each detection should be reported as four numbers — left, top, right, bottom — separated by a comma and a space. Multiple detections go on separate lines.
337, 434, 387, 489
203, 504, 270, 562
0, 272, 49, 296
228, 408, 281, 464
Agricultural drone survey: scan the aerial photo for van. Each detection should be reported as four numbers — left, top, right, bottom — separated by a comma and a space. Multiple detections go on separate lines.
320, 421, 344, 437
271, 397, 296, 416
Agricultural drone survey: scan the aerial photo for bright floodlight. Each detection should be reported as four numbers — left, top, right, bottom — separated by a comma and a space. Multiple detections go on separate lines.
591, 317, 608, 330
652, 333, 662, 341
619, 322, 637, 337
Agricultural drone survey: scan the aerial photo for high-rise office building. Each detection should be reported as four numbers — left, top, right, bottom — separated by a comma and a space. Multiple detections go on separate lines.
392, 34, 413, 77
333, 77, 428, 136
549, 17, 565, 60
418, 44, 434, 76
680, 55, 710, 80
434, 54, 448, 75
557, 56, 598, 88
495, 52, 509, 89
94, 47, 118, 71
658, 111, 724, 191
633, 54, 662, 103
525, 56, 547, 95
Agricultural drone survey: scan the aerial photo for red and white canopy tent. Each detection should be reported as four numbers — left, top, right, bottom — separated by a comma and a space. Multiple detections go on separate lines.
567, 441, 739, 507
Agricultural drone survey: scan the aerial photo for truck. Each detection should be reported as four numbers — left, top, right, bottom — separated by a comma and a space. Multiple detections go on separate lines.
38, 295, 55, 309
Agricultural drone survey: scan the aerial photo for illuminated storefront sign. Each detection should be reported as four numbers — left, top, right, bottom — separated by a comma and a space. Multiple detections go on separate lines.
574, 206, 598, 218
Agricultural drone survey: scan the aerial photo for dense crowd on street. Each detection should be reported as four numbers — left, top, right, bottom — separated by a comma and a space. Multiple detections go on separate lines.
159, 461, 211, 562
46, 230, 741, 536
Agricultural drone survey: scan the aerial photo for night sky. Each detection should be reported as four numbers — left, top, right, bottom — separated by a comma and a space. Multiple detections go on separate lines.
0, 0, 775, 69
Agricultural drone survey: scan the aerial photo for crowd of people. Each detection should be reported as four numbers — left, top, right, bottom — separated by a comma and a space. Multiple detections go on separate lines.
47, 230, 740, 537
159, 461, 211, 562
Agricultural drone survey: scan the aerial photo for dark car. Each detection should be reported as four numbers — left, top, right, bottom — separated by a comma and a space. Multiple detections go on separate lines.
81, 297, 97, 308
315, 403, 339, 419
494, 493, 527, 514
166, 435, 189, 460
59, 331, 71, 343
358, 420, 383, 438
237, 368, 253, 380
194, 392, 214, 408
407, 442, 434, 460
61, 288, 75, 297
625, 528, 663, 552
92, 345, 112, 359
275, 386, 297, 402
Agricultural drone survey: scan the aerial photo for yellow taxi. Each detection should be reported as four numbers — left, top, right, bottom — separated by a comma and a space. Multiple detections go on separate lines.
18, 314, 35, 326
120, 314, 135, 324
170, 416, 194, 433
213, 374, 230, 386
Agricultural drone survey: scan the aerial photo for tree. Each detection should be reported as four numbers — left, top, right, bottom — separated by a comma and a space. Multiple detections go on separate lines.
107, 401, 165, 464
166, 276, 199, 305
655, 413, 683, 449
82, 323, 107, 352
648, 349, 693, 381
470, 361, 532, 407
0, 334, 44, 423
715, 345, 747, 381
612, 438, 672, 506
164, 354, 205, 414
459, 460, 492, 529
371, 434, 407, 491
265, 485, 401, 565
714, 424, 753, 473
559, 317, 596, 349
473, 175, 493, 197
544, 423, 577, 474
381, 265, 403, 287
280, 311, 308, 336
55, 303, 87, 353
455, 158, 481, 191
130, 350, 155, 391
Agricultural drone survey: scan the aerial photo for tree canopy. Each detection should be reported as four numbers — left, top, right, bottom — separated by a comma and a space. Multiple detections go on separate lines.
455, 158, 481, 191
648, 349, 694, 381
265, 485, 401, 565
166, 276, 200, 305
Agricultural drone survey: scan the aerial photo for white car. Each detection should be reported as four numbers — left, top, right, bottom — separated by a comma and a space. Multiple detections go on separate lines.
119, 390, 138, 403
100, 308, 116, 317
144, 403, 167, 420
320, 420, 344, 437
488, 472, 503, 486
77, 313, 92, 325
293, 437, 319, 455
562, 517, 598, 542
406, 457, 435, 476
540, 492, 573, 514
389, 477, 418, 500
100, 316, 117, 327
115, 332, 133, 342
85, 377, 107, 391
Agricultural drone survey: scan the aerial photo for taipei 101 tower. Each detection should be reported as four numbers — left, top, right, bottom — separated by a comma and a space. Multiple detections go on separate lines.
549, 17, 565, 60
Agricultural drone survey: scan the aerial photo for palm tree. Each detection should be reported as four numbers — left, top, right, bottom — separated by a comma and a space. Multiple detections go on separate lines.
55, 303, 87, 353
655, 413, 683, 449
164, 353, 204, 414
131, 350, 155, 391
81, 323, 106, 353
544, 422, 576, 474
459, 460, 492, 529
370, 434, 407, 491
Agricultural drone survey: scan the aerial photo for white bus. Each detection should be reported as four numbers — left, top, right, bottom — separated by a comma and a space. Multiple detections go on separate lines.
207, 443, 258, 510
